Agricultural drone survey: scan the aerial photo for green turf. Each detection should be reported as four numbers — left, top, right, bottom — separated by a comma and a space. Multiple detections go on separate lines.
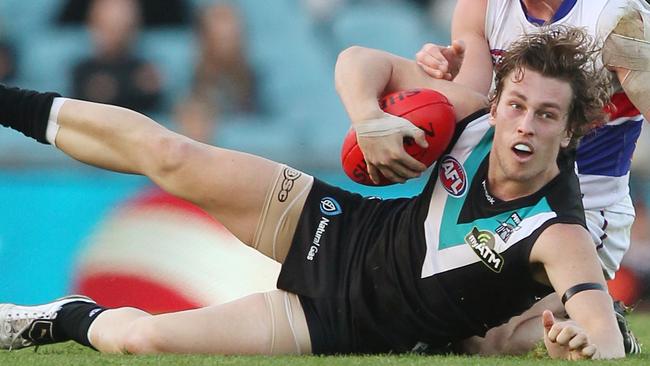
2, 313, 649, 365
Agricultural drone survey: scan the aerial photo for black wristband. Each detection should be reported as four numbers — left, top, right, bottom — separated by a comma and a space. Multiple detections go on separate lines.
561, 282, 606, 305
0, 84, 61, 144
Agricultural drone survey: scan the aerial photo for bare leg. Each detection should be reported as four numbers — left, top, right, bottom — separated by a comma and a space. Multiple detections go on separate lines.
89, 290, 311, 355
54, 100, 304, 248
461, 294, 566, 355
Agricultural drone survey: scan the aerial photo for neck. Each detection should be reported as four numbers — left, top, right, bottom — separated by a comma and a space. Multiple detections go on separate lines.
487, 161, 560, 202
521, 0, 562, 21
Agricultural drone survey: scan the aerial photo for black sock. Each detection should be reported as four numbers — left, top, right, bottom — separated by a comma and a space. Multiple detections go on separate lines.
0, 85, 60, 144
54, 301, 108, 349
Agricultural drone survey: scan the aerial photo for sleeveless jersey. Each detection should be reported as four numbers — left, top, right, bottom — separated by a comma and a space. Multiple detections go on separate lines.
278, 111, 586, 353
485, 0, 644, 211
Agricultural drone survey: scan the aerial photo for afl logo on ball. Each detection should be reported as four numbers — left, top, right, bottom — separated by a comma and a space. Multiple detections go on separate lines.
320, 197, 342, 216
439, 156, 467, 197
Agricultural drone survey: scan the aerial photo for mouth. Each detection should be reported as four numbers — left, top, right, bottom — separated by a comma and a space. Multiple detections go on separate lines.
511, 142, 534, 161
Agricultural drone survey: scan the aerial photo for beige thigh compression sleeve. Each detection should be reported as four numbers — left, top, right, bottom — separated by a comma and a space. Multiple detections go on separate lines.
252, 164, 314, 262
263, 290, 312, 354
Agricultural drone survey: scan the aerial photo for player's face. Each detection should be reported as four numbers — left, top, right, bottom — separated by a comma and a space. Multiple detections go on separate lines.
489, 68, 572, 196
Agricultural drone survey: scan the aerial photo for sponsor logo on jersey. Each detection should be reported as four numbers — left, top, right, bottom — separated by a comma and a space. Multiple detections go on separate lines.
495, 212, 522, 242
277, 167, 302, 202
439, 156, 467, 197
320, 197, 342, 216
465, 227, 503, 273
307, 217, 330, 261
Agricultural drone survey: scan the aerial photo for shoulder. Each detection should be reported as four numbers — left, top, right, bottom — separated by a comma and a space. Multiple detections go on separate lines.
529, 223, 593, 265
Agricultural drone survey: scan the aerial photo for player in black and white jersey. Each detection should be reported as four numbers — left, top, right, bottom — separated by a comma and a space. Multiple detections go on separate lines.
0, 27, 624, 359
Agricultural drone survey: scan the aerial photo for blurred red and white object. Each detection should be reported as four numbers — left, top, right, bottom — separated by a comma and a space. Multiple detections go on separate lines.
73, 187, 280, 313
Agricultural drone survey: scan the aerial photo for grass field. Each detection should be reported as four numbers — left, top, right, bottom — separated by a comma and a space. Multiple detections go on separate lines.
2, 314, 649, 365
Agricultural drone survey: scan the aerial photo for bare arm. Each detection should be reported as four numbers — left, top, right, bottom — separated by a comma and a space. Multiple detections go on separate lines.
529, 224, 625, 359
449, 0, 494, 95
335, 46, 488, 183
415, 0, 494, 95
335, 46, 487, 125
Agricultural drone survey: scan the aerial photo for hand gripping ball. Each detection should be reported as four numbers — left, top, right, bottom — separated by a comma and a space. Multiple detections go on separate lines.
341, 89, 456, 186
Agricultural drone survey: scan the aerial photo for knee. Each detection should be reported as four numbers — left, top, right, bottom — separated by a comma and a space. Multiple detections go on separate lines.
121, 317, 163, 355
146, 132, 193, 180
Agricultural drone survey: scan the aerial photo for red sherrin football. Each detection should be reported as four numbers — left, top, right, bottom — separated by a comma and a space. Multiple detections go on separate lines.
341, 88, 456, 186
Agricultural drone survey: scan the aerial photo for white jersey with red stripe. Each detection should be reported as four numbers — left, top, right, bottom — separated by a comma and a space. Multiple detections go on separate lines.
485, 0, 646, 277
485, 0, 643, 211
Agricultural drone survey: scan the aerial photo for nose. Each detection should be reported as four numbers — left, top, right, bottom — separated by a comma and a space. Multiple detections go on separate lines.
517, 111, 535, 135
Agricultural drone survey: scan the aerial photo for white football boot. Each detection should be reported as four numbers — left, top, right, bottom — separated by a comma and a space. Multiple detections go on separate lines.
0, 295, 95, 350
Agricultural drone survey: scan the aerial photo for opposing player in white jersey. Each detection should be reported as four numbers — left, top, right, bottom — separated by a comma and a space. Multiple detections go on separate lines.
408, 0, 649, 355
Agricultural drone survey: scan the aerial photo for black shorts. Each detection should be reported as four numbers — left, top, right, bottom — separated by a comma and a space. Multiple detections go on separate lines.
276, 178, 421, 354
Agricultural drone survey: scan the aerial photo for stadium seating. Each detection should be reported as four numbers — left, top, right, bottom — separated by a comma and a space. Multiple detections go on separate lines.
1, 0, 440, 170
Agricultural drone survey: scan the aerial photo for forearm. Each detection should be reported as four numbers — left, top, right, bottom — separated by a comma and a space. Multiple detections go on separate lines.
449, 0, 493, 95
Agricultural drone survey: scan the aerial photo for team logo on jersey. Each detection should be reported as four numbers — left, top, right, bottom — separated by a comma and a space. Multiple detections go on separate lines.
490, 49, 505, 66
320, 197, 342, 216
439, 156, 467, 197
495, 212, 522, 242
465, 227, 504, 273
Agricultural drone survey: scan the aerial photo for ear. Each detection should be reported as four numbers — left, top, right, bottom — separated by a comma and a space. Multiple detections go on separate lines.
560, 130, 572, 148
489, 104, 497, 126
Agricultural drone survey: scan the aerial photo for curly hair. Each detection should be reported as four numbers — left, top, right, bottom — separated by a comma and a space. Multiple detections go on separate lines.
490, 26, 612, 149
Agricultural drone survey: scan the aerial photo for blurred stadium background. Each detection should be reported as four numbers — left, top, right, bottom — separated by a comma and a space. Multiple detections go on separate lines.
0, 0, 649, 314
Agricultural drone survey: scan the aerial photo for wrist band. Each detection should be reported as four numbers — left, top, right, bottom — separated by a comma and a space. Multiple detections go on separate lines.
561, 282, 606, 305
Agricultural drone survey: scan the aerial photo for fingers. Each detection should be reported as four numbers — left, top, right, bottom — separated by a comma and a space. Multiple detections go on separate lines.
415, 43, 451, 79
367, 163, 382, 185
366, 152, 427, 184
374, 157, 427, 183
580, 344, 597, 358
568, 333, 588, 350
554, 326, 578, 345
542, 310, 597, 360
542, 310, 555, 335
401, 127, 429, 149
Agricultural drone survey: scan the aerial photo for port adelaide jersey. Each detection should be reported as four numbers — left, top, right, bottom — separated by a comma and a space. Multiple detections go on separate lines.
277, 110, 586, 354
407, 110, 585, 346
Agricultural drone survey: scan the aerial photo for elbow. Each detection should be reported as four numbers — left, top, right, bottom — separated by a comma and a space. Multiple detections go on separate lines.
335, 46, 370, 92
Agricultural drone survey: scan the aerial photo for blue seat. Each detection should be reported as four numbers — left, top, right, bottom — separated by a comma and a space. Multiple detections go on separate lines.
330, 2, 429, 58
138, 29, 195, 106
16, 29, 91, 93
0, 0, 61, 44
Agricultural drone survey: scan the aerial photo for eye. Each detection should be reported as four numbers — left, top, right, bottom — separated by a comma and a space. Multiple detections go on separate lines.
509, 103, 522, 110
537, 111, 556, 120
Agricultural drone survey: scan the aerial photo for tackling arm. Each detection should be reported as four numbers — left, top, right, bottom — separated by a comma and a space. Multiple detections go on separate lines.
414, 0, 493, 95
529, 224, 625, 359
448, 0, 494, 95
